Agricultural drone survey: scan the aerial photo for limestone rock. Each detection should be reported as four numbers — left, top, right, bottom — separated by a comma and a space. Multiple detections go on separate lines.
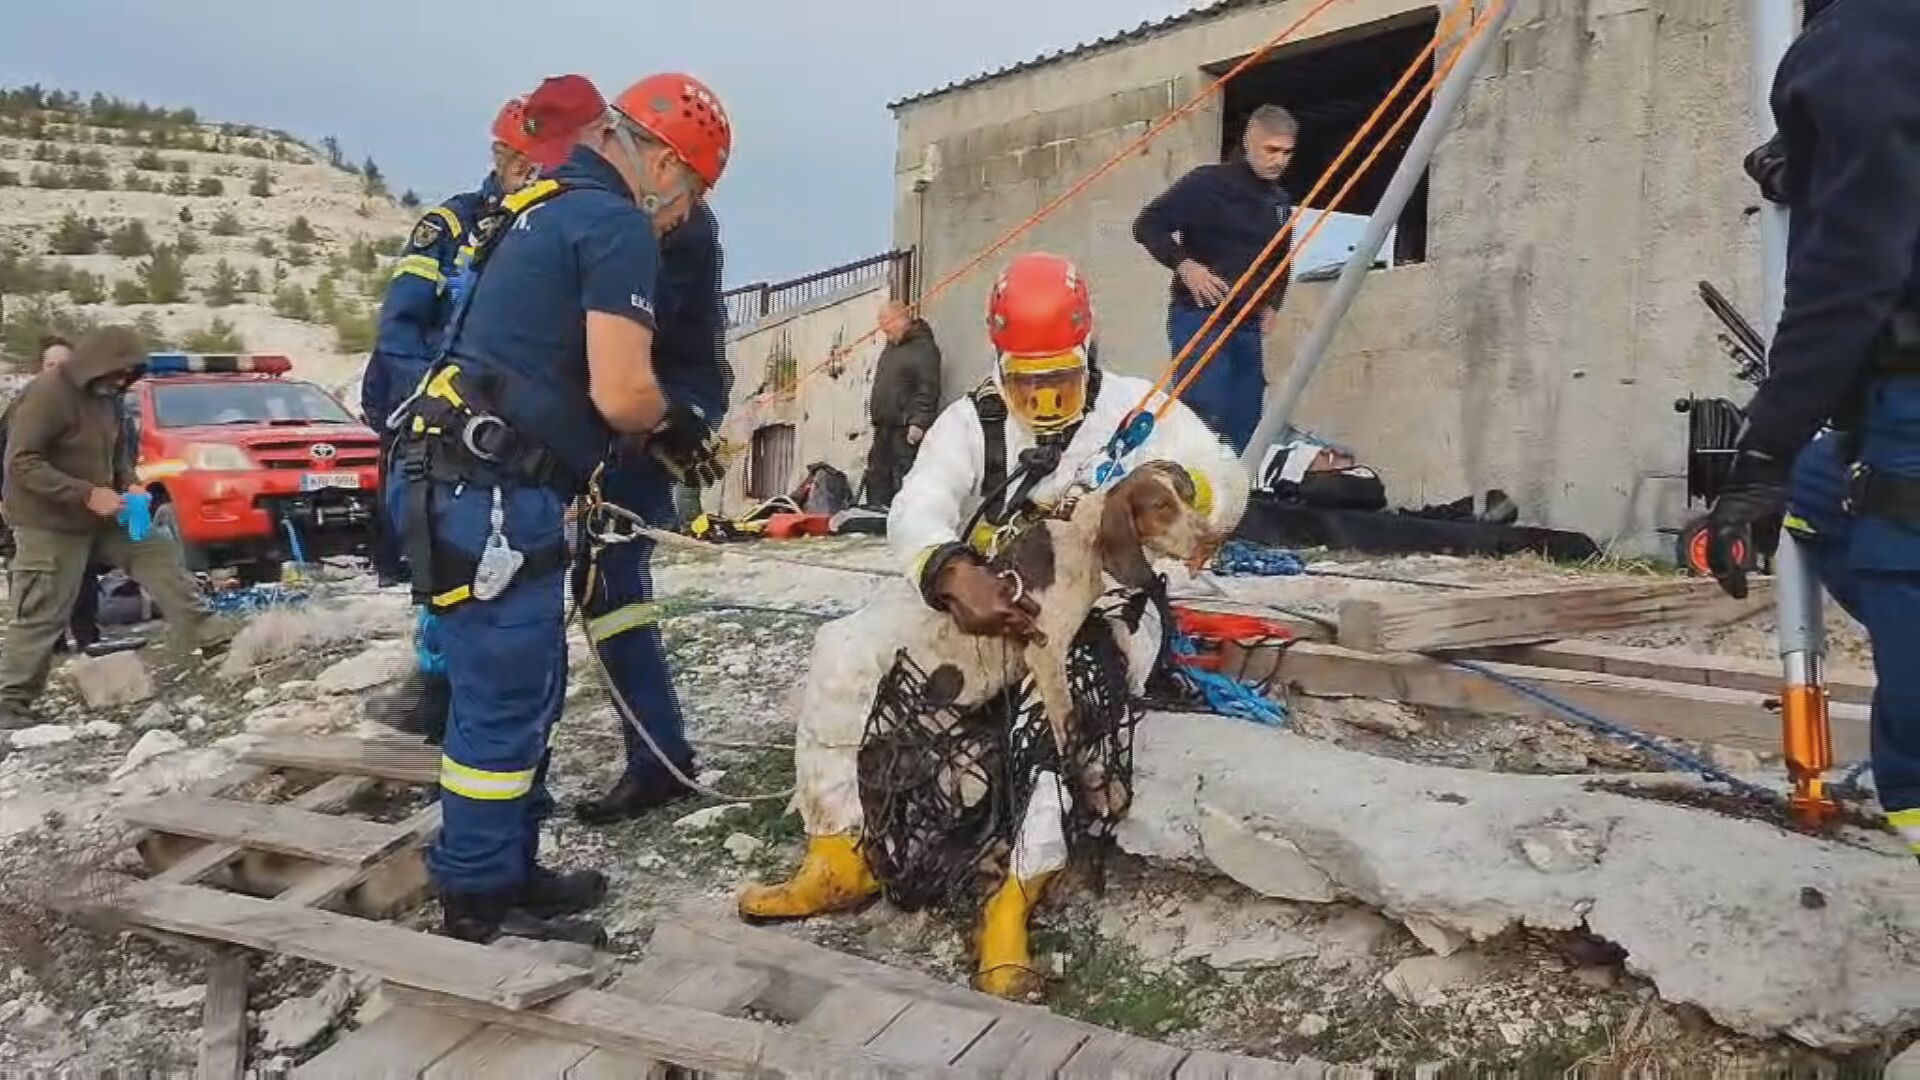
1404, 916, 1470, 957
258, 972, 353, 1052
723, 832, 767, 860
1296, 1014, 1330, 1038
1887, 1040, 1920, 1078
1316, 907, 1393, 970
1198, 804, 1338, 903
78, 720, 123, 739
67, 651, 154, 707
1206, 931, 1317, 971
316, 645, 411, 695
1383, 952, 1489, 1007
10, 725, 76, 749
1123, 713, 1920, 1047
674, 803, 748, 831
132, 703, 175, 730
111, 730, 185, 778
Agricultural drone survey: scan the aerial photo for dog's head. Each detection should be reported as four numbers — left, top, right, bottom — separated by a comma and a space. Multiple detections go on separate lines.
1096, 461, 1222, 589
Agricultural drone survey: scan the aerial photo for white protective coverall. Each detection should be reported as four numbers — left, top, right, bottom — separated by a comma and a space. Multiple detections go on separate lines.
791, 369, 1249, 879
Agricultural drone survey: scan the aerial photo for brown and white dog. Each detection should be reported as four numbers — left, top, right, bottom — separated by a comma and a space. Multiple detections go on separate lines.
988, 461, 1222, 777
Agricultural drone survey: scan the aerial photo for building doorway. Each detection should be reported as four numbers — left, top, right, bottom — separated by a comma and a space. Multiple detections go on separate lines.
1214, 9, 1440, 278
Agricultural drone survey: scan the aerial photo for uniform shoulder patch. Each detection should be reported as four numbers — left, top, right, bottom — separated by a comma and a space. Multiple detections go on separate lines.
408, 215, 445, 251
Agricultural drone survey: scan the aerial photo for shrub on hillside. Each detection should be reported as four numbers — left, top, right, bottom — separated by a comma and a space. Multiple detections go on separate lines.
30, 142, 57, 162
313, 276, 341, 322
203, 259, 242, 307
399, 189, 420, 209
331, 305, 377, 354
173, 228, 202, 258
195, 177, 223, 197
167, 158, 189, 174
184, 318, 245, 354
108, 220, 154, 257
133, 148, 164, 171
285, 244, 312, 269
120, 169, 150, 192
210, 210, 243, 236
48, 212, 106, 255
1, 298, 99, 371
240, 141, 269, 159
253, 236, 278, 258
30, 166, 68, 189
67, 271, 107, 305
346, 238, 380, 275
79, 148, 108, 169
287, 216, 318, 244
133, 312, 173, 350
242, 266, 264, 293
112, 277, 147, 305
0, 246, 53, 295
138, 245, 188, 304
71, 167, 112, 191
0, 168, 17, 187
271, 283, 312, 321
249, 165, 273, 198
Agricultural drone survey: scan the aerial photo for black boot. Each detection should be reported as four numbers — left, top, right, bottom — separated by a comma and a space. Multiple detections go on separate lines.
439, 887, 606, 946
572, 771, 698, 826
522, 865, 610, 918
364, 671, 450, 744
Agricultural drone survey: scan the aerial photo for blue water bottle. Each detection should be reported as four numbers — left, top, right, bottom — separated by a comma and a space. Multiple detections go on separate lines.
119, 490, 152, 542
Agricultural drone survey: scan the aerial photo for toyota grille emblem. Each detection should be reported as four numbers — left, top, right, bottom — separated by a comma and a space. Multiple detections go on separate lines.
310, 443, 338, 461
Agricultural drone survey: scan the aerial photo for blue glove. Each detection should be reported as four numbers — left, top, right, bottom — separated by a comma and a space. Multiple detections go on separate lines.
119, 490, 152, 542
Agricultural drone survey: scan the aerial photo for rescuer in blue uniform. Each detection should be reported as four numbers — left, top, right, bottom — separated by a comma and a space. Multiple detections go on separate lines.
573, 195, 731, 825
1704, 0, 1920, 863
386, 72, 735, 943
363, 93, 594, 737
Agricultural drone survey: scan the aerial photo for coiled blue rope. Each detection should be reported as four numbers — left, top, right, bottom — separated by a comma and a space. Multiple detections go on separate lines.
1211, 540, 1306, 577
1445, 657, 1784, 805
1168, 630, 1289, 726
204, 583, 310, 616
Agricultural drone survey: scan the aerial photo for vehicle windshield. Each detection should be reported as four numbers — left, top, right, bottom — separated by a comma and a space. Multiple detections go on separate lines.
151, 381, 356, 429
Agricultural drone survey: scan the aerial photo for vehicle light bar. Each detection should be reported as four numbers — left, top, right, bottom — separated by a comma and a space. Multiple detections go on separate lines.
145, 353, 293, 376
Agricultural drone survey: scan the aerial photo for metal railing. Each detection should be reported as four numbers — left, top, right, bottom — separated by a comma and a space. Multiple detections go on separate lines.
723, 249, 914, 329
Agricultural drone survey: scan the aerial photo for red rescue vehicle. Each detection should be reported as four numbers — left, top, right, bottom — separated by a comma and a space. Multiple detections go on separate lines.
129, 353, 382, 581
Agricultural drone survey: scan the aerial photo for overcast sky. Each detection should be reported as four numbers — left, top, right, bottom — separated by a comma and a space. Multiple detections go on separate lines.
3, 0, 1206, 286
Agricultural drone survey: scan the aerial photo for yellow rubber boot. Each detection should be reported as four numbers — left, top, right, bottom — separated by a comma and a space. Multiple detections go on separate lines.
973, 872, 1053, 1000
737, 833, 880, 922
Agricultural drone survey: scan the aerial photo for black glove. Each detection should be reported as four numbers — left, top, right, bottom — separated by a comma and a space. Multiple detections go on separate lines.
1743, 134, 1791, 206
1705, 448, 1790, 600
648, 402, 726, 488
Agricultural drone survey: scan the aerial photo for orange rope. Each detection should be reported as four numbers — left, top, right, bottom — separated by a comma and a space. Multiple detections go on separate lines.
1141, 0, 1483, 419
724, 0, 1360, 430
1152, 0, 1497, 420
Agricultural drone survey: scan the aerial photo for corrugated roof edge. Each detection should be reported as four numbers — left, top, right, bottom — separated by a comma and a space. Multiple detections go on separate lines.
887, 0, 1259, 111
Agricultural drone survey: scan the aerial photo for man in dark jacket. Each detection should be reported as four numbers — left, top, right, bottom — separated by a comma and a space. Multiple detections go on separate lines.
0, 326, 226, 727
863, 301, 941, 507
1133, 104, 1298, 453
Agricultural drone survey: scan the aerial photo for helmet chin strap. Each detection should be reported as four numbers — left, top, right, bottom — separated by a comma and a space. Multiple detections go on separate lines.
608, 120, 690, 217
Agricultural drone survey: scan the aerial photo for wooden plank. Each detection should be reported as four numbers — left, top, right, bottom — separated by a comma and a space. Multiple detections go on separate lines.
1337, 578, 1772, 653
424, 1026, 595, 1080
122, 795, 412, 867
198, 948, 248, 1080
952, 1016, 1089, 1079
278, 802, 440, 910
244, 736, 441, 786
155, 774, 376, 886
292, 1006, 482, 1080
796, 985, 916, 1045
1280, 642, 1872, 760
388, 983, 982, 1079
1057, 1030, 1190, 1079
1462, 639, 1876, 706
569, 958, 770, 1080
866, 999, 997, 1066
102, 880, 589, 1011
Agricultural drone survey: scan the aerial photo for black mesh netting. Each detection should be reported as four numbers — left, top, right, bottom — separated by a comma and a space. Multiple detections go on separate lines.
856, 609, 1143, 914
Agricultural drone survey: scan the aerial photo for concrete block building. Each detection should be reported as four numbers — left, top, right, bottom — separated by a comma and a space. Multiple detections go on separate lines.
881, 0, 1779, 552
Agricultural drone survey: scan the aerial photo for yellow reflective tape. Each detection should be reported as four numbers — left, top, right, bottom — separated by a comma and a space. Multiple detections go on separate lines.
424, 365, 466, 409
968, 523, 998, 553
1889, 808, 1920, 852
503, 178, 562, 214
909, 544, 942, 585
439, 755, 535, 801
392, 253, 445, 284
1782, 513, 1814, 537
588, 602, 660, 642
1001, 350, 1085, 376
429, 206, 465, 239
432, 584, 471, 609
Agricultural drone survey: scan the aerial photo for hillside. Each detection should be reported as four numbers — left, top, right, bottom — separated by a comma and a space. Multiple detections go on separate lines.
0, 86, 420, 399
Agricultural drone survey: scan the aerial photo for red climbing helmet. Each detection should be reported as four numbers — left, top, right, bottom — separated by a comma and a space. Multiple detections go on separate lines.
986, 252, 1094, 357
611, 72, 733, 189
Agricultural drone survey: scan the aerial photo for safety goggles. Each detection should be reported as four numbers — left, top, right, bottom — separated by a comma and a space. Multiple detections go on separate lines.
999, 349, 1089, 435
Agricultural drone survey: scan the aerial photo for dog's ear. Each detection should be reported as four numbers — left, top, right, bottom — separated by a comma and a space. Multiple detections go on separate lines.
1098, 482, 1158, 589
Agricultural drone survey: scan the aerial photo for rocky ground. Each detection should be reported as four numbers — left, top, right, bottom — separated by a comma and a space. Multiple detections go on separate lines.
0, 538, 1911, 1076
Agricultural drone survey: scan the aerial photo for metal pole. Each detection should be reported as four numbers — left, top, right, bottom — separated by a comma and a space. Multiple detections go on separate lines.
1240, 0, 1513, 471
1750, 0, 1795, 333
